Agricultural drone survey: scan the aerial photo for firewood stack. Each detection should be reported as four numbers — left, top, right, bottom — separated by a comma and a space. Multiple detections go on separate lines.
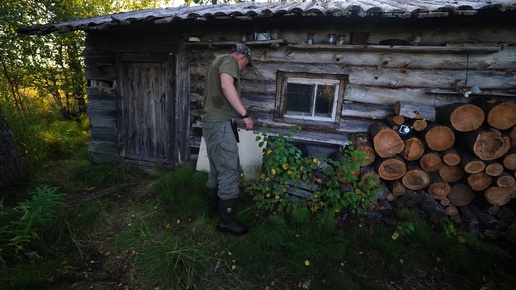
359, 99, 516, 235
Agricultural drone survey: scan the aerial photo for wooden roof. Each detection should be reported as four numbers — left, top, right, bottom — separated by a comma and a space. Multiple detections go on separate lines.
18, 0, 516, 35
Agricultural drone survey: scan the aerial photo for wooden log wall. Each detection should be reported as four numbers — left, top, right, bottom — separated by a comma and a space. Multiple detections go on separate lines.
187, 22, 516, 153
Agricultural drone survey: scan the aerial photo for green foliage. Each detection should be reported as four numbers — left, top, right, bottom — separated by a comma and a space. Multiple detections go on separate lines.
152, 164, 207, 207
0, 186, 66, 261
245, 125, 379, 216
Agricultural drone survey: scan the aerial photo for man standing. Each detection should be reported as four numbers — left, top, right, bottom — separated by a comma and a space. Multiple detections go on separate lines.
202, 43, 253, 235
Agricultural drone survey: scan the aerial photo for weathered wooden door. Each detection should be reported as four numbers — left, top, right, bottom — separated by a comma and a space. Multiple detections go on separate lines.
116, 53, 176, 166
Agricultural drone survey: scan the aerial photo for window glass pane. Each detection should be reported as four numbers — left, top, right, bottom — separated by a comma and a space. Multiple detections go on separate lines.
286, 83, 313, 114
314, 84, 335, 117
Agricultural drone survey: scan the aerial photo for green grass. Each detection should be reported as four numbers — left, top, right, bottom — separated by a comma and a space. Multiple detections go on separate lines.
1, 117, 516, 289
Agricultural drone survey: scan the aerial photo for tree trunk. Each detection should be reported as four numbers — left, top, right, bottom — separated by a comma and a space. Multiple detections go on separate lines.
422, 122, 455, 152
435, 103, 484, 132
0, 106, 29, 189
456, 127, 511, 160
369, 122, 404, 158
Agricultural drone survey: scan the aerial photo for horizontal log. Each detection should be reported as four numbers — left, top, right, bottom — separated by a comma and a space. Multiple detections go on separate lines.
402, 162, 430, 190
472, 99, 516, 130
393, 101, 436, 121
442, 147, 461, 166
422, 122, 455, 152
369, 122, 404, 158
456, 127, 511, 161
349, 133, 375, 166
400, 137, 425, 161
419, 151, 442, 172
495, 172, 515, 188
466, 172, 492, 192
439, 164, 464, 183
375, 155, 406, 181
435, 103, 484, 132
485, 161, 505, 177
448, 183, 475, 207
502, 151, 516, 171
484, 186, 511, 206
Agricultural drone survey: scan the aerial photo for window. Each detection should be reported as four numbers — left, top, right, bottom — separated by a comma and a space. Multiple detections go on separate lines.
275, 72, 347, 123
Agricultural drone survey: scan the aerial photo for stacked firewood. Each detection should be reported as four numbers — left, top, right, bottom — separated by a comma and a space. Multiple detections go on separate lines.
355, 99, 516, 236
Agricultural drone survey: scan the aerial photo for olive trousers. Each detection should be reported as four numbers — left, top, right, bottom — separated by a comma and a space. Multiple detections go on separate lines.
202, 120, 240, 200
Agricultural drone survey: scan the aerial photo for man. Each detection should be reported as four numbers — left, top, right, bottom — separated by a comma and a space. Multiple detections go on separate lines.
202, 43, 254, 235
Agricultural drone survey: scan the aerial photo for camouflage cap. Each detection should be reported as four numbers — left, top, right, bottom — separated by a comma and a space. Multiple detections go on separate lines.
232, 43, 253, 67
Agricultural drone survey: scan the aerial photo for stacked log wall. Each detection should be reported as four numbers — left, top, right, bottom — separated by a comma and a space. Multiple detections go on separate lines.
363, 100, 515, 235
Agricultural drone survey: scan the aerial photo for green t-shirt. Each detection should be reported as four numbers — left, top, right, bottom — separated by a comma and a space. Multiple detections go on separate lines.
203, 54, 241, 122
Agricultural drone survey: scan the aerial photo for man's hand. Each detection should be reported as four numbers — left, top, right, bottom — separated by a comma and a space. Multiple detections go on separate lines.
243, 117, 253, 130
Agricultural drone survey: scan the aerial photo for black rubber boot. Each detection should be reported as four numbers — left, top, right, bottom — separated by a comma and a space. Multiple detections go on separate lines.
206, 187, 218, 217
216, 198, 248, 236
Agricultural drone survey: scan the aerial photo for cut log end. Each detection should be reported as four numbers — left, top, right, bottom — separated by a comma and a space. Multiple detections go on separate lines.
487, 102, 516, 130
448, 183, 475, 206
425, 125, 455, 152
484, 186, 511, 206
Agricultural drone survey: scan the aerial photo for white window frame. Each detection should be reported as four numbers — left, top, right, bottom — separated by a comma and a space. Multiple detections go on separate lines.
275, 72, 347, 124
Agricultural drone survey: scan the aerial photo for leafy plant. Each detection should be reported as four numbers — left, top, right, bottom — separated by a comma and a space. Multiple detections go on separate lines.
245, 125, 380, 216
0, 186, 66, 260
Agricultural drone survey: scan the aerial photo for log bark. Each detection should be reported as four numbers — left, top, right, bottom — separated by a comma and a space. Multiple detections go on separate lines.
456, 127, 511, 160
439, 164, 464, 183
400, 137, 425, 161
350, 133, 376, 166
422, 122, 455, 152
393, 101, 436, 121
442, 147, 461, 166
485, 161, 504, 177
374, 155, 406, 181
419, 151, 442, 172
369, 122, 404, 158
435, 103, 484, 132
484, 186, 511, 206
466, 172, 492, 191
402, 162, 430, 191
428, 171, 451, 200
448, 183, 475, 206
502, 151, 516, 171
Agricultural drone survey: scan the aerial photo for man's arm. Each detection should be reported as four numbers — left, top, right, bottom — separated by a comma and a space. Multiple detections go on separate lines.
220, 72, 253, 130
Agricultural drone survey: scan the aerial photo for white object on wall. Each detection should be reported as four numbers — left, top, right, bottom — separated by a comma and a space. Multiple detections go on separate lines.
196, 129, 265, 180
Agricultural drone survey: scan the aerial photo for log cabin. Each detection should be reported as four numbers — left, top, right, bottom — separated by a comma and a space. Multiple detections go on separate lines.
17, 1, 516, 173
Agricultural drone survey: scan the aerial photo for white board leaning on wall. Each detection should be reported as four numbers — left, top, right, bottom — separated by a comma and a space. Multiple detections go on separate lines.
196, 129, 265, 180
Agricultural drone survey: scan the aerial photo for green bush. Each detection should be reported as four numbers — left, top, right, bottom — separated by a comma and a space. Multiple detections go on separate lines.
245, 126, 380, 216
